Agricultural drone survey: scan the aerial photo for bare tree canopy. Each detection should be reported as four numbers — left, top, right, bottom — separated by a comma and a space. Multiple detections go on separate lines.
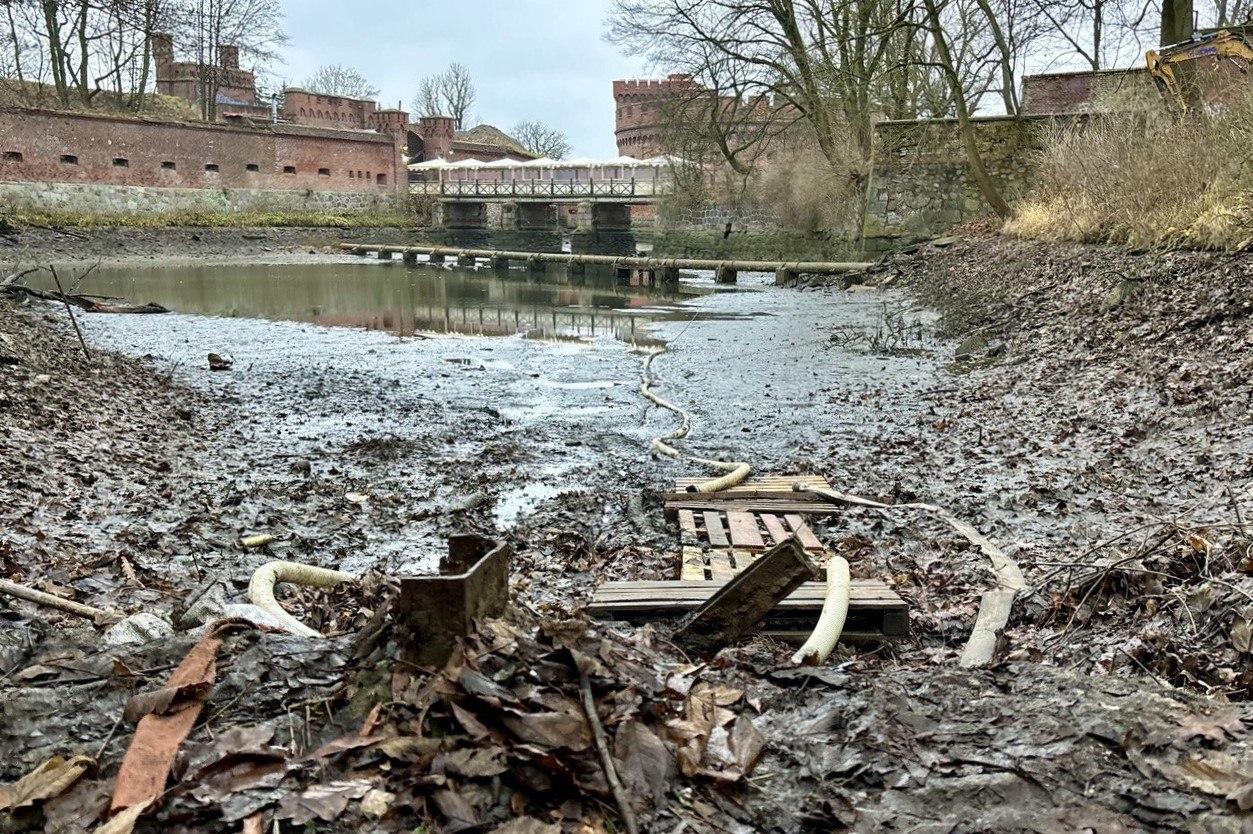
511, 120, 571, 159
302, 63, 378, 100
410, 62, 476, 129
0, 0, 285, 118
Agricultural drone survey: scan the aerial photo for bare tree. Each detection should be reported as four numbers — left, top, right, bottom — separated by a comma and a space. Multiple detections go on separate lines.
302, 63, 378, 99
410, 62, 476, 128
511, 119, 571, 159
167, 0, 287, 120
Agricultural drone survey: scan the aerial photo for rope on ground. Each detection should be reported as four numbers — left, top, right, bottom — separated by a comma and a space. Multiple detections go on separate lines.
640, 347, 750, 493
795, 483, 1025, 667
248, 561, 354, 638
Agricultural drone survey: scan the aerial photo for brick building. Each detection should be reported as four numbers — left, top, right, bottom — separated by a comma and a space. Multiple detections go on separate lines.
152, 34, 270, 119
613, 74, 702, 158
0, 108, 402, 193
1020, 68, 1156, 114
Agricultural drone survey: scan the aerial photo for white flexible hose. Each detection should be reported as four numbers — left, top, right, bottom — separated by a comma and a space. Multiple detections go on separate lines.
640, 348, 751, 493
790, 555, 851, 665
248, 561, 353, 638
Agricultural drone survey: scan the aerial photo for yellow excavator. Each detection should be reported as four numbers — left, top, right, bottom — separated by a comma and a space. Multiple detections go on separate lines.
1146, 28, 1253, 112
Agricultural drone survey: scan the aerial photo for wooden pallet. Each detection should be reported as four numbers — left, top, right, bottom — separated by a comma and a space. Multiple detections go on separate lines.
664, 474, 838, 518
665, 474, 832, 501
677, 508, 827, 581
589, 579, 909, 638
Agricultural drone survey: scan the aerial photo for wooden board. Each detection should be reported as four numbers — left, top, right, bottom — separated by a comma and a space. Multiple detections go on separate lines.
726, 511, 766, 549
665, 498, 840, 517
666, 474, 832, 502
589, 579, 909, 638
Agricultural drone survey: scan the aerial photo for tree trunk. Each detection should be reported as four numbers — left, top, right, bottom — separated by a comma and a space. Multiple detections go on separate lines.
922, 0, 1011, 218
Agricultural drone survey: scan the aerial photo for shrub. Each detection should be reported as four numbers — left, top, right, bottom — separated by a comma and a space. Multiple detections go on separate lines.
1006, 91, 1253, 250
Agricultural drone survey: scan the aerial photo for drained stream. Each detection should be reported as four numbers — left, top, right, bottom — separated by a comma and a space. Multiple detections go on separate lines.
44, 257, 940, 572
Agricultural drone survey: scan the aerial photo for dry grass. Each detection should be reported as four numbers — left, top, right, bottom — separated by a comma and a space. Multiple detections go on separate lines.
0, 78, 200, 121
1006, 93, 1253, 250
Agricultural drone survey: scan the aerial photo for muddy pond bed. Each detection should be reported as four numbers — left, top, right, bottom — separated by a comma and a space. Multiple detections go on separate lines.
4, 235, 1253, 833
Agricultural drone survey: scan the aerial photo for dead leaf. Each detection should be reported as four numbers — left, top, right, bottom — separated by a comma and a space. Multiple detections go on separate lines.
614, 721, 672, 806
1232, 611, 1252, 654
277, 779, 373, 826
432, 788, 479, 833
378, 735, 442, 762
502, 708, 591, 752
489, 817, 561, 834
93, 800, 150, 834
0, 755, 94, 811
123, 681, 213, 725
360, 788, 396, 818
443, 746, 509, 778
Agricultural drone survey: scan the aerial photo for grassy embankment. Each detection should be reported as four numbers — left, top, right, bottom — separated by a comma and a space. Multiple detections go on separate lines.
1006, 93, 1253, 250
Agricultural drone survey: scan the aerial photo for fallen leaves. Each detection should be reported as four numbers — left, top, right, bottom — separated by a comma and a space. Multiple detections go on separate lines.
0, 754, 94, 811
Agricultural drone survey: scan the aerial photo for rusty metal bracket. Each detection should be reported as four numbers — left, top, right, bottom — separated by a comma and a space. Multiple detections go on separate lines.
394, 534, 511, 668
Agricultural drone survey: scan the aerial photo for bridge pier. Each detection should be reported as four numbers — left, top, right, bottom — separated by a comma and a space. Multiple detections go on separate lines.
489, 255, 510, 271
429, 252, 447, 264
377, 250, 393, 261
457, 253, 477, 268
715, 264, 738, 284
403, 252, 419, 267
572, 202, 636, 256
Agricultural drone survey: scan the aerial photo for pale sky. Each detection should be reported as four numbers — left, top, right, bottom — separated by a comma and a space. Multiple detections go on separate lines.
277, 0, 651, 158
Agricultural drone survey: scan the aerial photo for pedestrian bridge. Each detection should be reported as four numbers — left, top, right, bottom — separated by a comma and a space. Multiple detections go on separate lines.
408, 154, 675, 203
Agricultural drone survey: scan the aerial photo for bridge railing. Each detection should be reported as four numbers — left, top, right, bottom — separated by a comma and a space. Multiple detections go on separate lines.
408, 179, 663, 199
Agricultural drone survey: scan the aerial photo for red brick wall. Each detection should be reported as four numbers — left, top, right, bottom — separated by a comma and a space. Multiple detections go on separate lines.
0, 108, 402, 194
613, 75, 700, 158
284, 89, 374, 130
1021, 68, 1154, 114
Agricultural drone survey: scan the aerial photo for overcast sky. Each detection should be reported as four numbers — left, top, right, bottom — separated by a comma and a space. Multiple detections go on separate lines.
277, 0, 651, 158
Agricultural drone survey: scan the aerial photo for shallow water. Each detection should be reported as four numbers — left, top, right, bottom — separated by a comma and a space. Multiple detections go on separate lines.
33, 260, 753, 344
60, 258, 940, 572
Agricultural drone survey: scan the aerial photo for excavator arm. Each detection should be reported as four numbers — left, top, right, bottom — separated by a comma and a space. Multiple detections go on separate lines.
1146, 29, 1253, 112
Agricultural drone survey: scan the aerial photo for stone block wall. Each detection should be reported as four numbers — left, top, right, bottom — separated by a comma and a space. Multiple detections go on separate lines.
863, 115, 1062, 246
0, 107, 403, 216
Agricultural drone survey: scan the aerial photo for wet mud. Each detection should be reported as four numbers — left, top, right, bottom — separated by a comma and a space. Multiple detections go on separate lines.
3, 232, 1252, 832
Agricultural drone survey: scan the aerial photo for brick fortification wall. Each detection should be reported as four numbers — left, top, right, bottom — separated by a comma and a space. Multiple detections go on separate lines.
0, 107, 403, 215
614, 75, 701, 158
863, 116, 1061, 249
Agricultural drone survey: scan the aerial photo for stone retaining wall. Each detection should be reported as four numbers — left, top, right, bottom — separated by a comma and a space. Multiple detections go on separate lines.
0, 180, 399, 215
863, 115, 1064, 247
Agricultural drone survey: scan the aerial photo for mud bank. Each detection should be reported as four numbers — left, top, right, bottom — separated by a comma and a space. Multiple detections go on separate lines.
0, 224, 417, 272
3, 237, 1253, 833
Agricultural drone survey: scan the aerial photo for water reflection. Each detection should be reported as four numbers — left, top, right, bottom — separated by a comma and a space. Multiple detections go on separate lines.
37, 261, 726, 344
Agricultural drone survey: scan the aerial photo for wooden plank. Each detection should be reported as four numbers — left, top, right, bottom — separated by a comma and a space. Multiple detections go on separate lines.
592, 582, 903, 603
680, 546, 707, 582
672, 538, 818, 656
677, 510, 699, 546
726, 511, 765, 549
784, 515, 823, 551
666, 499, 839, 516
703, 511, 729, 547
731, 549, 758, 571
759, 514, 790, 547
589, 579, 909, 641
708, 550, 734, 581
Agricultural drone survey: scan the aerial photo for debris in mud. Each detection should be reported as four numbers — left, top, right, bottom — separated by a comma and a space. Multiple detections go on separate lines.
207, 352, 233, 371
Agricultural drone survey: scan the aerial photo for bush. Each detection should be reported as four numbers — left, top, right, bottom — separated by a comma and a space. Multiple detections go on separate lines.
1006, 91, 1253, 249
